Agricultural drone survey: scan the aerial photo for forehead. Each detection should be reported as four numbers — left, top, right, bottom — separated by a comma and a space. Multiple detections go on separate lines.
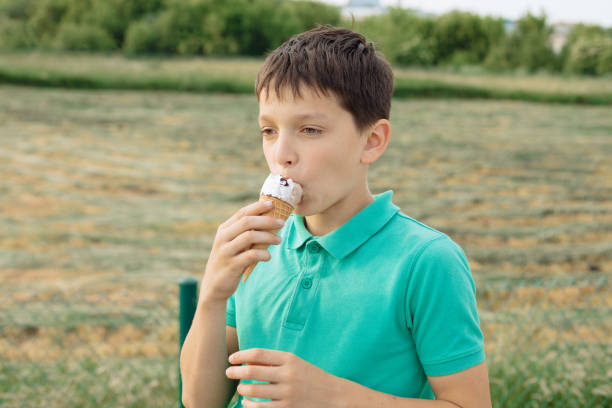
258, 84, 343, 119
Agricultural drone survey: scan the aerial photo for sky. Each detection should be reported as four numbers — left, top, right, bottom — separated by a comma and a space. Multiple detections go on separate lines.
323, 0, 612, 27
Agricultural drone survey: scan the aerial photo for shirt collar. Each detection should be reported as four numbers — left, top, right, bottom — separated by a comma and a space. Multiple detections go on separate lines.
287, 190, 400, 259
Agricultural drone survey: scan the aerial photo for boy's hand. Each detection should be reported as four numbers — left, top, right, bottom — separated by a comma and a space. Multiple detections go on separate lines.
225, 348, 345, 407
199, 201, 285, 304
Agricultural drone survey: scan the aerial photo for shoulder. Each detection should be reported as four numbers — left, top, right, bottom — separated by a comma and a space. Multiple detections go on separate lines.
402, 221, 475, 298
382, 211, 465, 260
381, 211, 471, 284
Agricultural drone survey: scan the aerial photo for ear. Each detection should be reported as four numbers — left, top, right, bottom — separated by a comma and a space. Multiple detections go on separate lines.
360, 119, 391, 165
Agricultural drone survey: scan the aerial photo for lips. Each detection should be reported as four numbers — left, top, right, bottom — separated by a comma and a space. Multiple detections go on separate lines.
281, 175, 301, 187
280, 175, 304, 205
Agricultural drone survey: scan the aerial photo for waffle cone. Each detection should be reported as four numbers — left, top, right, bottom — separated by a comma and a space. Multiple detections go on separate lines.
242, 195, 294, 282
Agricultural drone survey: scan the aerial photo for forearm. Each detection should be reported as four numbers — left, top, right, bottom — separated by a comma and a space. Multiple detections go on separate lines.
180, 295, 236, 408
334, 377, 461, 408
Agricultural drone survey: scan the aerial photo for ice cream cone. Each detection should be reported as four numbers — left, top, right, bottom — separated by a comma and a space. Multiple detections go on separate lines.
242, 195, 294, 282
241, 173, 302, 283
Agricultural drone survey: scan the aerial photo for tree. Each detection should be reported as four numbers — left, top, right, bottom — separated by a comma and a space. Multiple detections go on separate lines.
565, 35, 612, 75
560, 24, 608, 74
432, 10, 492, 65
505, 12, 557, 72
288, 0, 340, 32
354, 7, 435, 66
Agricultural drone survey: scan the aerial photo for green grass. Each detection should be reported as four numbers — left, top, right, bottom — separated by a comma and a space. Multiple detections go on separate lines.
488, 343, 611, 407
0, 84, 610, 407
2, 52, 612, 104
0, 357, 178, 408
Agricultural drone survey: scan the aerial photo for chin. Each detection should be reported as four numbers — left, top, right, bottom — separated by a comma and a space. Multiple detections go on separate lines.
293, 201, 313, 217
294, 206, 320, 218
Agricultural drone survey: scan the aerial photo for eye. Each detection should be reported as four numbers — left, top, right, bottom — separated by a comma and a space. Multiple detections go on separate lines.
260, 128, 276, 137
302, 127, 322, 135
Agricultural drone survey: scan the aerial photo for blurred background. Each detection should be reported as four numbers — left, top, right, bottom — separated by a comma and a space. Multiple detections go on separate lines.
0, 0, 610, 407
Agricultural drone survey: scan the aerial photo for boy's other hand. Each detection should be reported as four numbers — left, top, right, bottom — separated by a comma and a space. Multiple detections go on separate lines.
226, 348, 345, 407
199, 201, 285, 304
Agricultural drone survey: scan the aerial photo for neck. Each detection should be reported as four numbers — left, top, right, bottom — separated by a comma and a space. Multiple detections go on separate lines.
304, 185, 374, 237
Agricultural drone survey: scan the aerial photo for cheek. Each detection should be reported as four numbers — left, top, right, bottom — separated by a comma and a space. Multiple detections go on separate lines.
306, 149, 353, 194
262, 145, 274, 169
318, 143, 359, 178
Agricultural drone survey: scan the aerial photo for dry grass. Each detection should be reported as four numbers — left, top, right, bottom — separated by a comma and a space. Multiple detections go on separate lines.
0, 85, 610, 407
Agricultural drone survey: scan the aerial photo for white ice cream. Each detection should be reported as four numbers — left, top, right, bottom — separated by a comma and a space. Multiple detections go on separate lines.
260, 173, 303, 207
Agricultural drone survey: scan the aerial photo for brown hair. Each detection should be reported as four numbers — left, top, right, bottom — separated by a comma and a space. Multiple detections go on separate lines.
255, 24, 394, 132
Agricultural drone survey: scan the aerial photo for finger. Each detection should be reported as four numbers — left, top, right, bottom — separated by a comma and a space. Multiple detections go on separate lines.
222, 200, 274, 230
237, 382, 284, 402
224, 230, 282, 257
241, 398, 285, 408
232, 248, 271, 270
222, 215, 285, 244
226, 365, 282, 383
229, 348, 287, 366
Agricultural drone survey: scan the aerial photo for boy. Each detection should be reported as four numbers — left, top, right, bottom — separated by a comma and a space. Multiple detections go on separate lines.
180, 25, 491, 408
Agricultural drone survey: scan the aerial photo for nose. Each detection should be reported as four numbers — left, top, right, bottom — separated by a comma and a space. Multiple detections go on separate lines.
274, 130, 298, 169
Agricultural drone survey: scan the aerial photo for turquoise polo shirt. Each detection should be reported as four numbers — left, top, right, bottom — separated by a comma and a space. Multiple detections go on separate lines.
226, 190, 485, 406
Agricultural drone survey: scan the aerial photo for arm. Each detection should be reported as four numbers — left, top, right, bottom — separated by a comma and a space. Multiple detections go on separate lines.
179, 200, 285, 408
226, 350, 491, 408
336, 361, 491, 408
340, 238, 491, 407
179, 298, 238, 408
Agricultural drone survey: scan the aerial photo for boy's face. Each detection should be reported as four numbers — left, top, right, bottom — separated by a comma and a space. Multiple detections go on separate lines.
258, 85, 369, 217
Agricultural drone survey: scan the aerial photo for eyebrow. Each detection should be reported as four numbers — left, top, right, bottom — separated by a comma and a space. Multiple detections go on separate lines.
258, 113, 329, 123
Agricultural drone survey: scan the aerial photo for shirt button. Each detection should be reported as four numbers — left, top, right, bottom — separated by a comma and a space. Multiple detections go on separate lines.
301, 277, 313, 289
309, 242, 320, 253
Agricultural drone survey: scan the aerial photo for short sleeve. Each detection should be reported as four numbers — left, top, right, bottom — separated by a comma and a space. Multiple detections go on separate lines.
226, 292, 237, 327
405, 236, 485, 377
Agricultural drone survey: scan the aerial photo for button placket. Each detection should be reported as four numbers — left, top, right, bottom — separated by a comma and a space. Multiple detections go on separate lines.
283, 241, 323, 330
305, 241, 321, 274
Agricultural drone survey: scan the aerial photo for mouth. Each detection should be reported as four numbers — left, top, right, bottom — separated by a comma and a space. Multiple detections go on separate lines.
279, 174, 304, 205
281, 175, 302, 186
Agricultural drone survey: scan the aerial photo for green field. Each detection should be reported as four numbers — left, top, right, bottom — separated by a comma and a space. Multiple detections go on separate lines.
0, 82, 610, 407
2, 52, 612, 104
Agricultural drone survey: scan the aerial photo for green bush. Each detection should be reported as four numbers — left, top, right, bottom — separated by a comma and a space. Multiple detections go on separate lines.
355, 8, 504, 68
565, 35, 612, 75
123, 0, 317, 56
395, 34, 437, 67
288, 0, 341, 32
355, 7, 435, 66
504, 12, 558, 72
53, 22, 117, 51
560, 24, 606, 70
123, 15, 165, 54
561, 24, 612, 75
597, 41, 612, 75
27, 0, 70, 48
482, 41, 512, 72
0, 0, 608, 75
124, 0, 228, 56
18, 0, 165, 50
220, 0, 302, 56
61, 0, 164, 48
432, 10, 493, 65
0, 16, 37, 49
0, 0, 37, 20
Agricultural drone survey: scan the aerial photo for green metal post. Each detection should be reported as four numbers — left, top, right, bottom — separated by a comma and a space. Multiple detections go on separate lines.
179, 276, 199, 408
